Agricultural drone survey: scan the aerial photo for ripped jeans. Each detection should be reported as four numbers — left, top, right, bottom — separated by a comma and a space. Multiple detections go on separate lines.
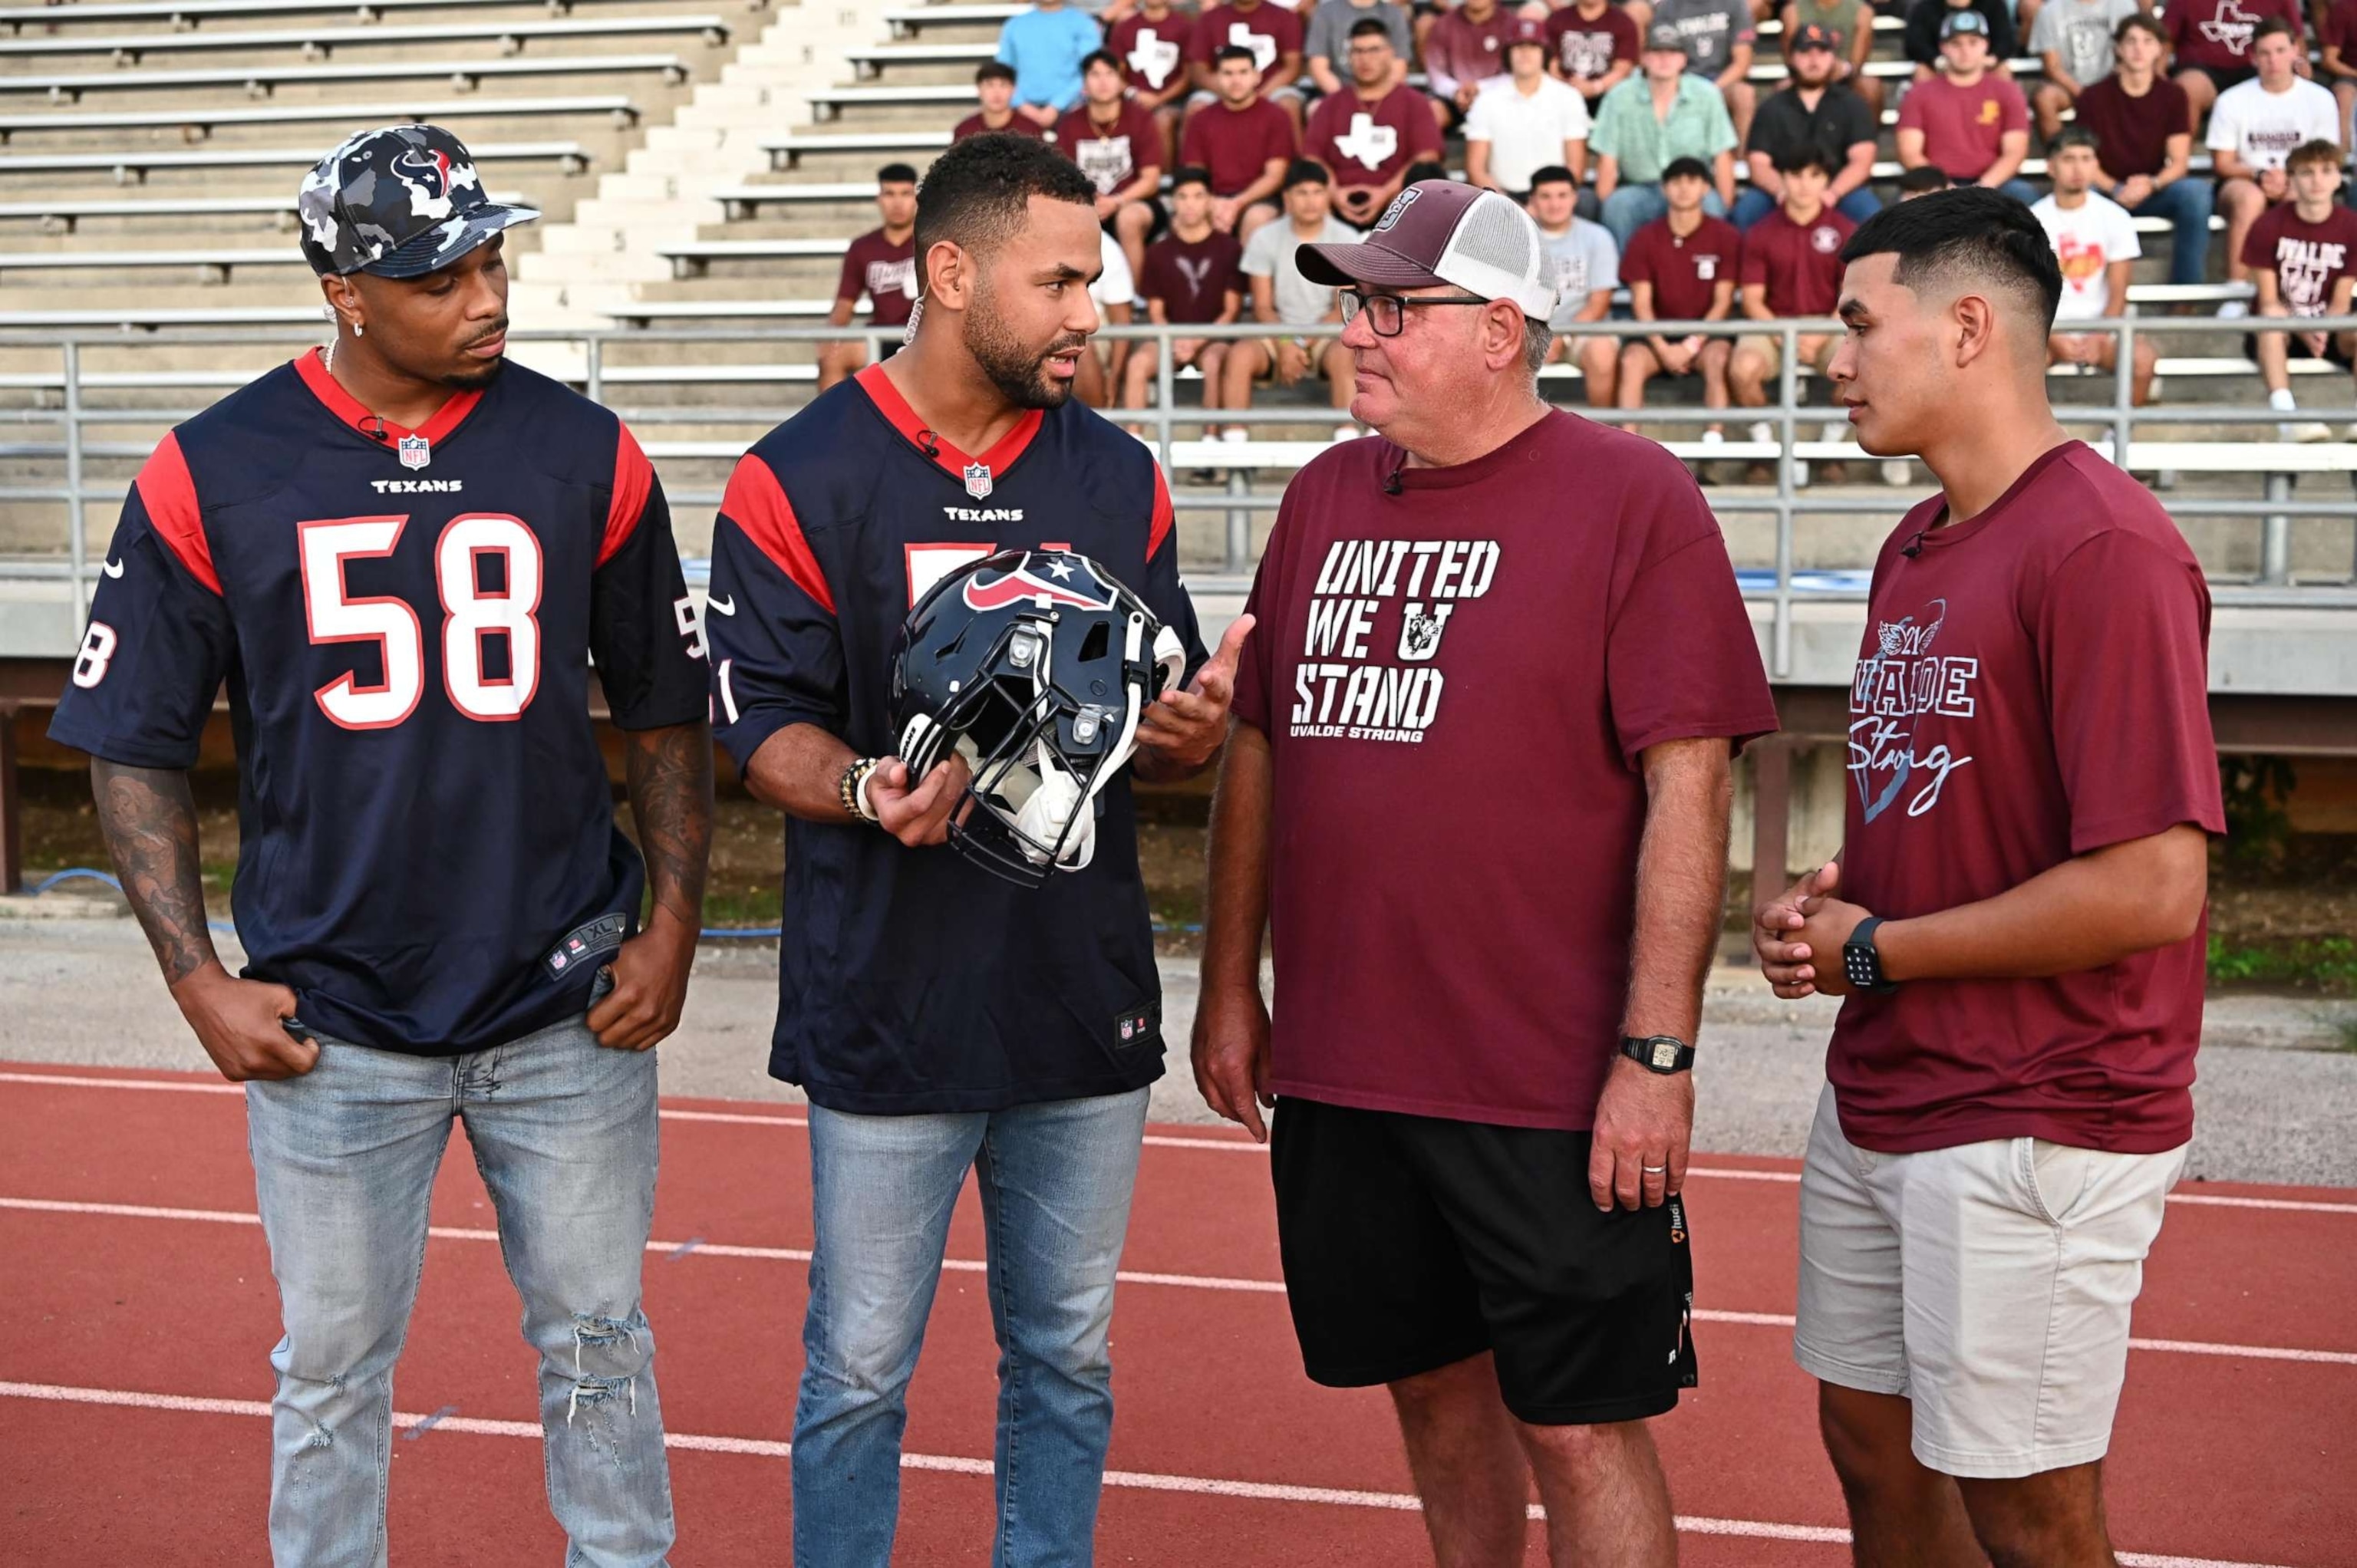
245, 999, 671, 1568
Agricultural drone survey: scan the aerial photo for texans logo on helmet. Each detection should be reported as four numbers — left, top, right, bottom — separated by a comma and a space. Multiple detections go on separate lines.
961, 558, 1113, 613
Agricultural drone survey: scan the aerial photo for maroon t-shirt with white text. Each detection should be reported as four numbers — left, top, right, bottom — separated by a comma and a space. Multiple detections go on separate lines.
1831, 442, 2223, 1155
1180, 95, 1299, 195
1231, 413, 1778, 1130
2164, 0, 2302, 71
2239, 200, 2357, 315
1053, 98, 1166, 193
1109, 8, 1196, 95
1188, 0, 1305, 91
1303, 81, 1444, 189
1620, 213, 1741, 321
1141, 228, 1245, 321
836, 227, 917, 328
1548, 2, 1640, 84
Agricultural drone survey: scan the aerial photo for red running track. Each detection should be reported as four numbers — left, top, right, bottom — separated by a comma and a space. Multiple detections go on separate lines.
0, 1064, 2352, 1566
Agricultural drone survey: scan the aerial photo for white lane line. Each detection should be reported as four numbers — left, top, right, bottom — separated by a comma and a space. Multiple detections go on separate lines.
0, 1380, 2303, 1567
10, 1195, 2355, 1365
7, 1071, 2355, 1216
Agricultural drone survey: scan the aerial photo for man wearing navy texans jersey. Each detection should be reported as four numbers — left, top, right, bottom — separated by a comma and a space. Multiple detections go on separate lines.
701, 133, 1253, 1567
47, 124, 711, 1567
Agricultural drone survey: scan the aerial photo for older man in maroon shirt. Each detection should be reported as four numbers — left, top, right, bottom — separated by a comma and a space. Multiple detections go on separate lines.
1758, 187, 2220, 1568
1196, 179, 1775, 1568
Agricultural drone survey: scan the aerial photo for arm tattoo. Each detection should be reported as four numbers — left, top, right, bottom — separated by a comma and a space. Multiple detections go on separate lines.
623, 720, 714, 931
91, 759, 219, 987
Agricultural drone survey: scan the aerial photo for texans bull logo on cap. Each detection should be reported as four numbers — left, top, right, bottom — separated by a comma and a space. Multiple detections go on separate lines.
297, 121, 538, 282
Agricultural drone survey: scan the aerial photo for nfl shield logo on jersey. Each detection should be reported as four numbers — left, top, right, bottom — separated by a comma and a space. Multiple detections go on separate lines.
398, 434, 431, 471
962, 461, 993, 499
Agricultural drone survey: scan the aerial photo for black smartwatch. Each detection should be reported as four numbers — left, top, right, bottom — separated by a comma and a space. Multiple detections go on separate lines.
1843, 915, 1899, 994
1620, 1035, 1695, 1075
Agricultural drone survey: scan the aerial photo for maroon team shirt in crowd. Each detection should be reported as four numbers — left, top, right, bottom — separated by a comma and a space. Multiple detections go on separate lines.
1189, 0, 1305, 91
1424, 4, 1520, 93
1832, 443, 2223, 1156
1620, 213, 1741, 321
1180, 96, 1299, 194
2165, 0, 2302, 71
1230, 413, 1777, 1130
1053, 97, 1165, 193
1109, 7, 1196, 96
2069, 74, 2191, 182
834, 226, 917, 328
953, 111, 1051, 142
1141, 229, 1245, 321
1303, 82, 1443, 189
1895, 72, 2029, 180
2240, 200, 2357, 313
1548, 2, 1639, 83
1739, 205, 1854, 315
2326, 0, 2357, 57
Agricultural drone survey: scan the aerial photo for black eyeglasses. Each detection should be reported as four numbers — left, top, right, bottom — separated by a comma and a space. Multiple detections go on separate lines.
1339, 289, 1494, 337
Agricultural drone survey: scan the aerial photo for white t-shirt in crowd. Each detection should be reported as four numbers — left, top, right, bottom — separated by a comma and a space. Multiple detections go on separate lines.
1242, 212, 1362, 325
1090, 228, 1136, 310
2204, 75, 2342, 171
1463, 75, 1594, 195
2032, 190, 2142, 320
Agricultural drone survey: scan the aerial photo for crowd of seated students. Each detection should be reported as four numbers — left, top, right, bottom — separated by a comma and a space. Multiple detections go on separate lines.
866, 0, 2357, 443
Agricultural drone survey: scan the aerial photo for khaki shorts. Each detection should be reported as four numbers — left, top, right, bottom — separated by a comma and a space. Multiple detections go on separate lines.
1792, 1085, 2187, 1480
1737, 331, 1838, 377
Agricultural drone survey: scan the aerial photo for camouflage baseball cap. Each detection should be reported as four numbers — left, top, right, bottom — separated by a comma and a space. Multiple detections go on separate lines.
297, 124, 539, 279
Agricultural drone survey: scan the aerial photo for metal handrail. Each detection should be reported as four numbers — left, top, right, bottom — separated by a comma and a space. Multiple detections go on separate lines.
4, 315, 2355, 678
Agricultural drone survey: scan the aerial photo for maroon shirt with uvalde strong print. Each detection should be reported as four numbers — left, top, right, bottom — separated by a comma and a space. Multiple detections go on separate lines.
1231, 413, 1778, 1129
1832, 442, 2223, 1156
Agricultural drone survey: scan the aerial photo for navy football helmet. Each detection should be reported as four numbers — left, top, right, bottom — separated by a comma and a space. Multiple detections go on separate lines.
892, 549, 1185, 885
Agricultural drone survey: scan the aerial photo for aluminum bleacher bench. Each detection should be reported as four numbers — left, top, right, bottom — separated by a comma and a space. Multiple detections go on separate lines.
8, 52, 690, 100
0, 15, 730, 59
604, 297, 836, 325
0, 304, 321, 327
0, 140, 591, 180
805, 84, 977, 119
0, 189, 523, 228
1151, 437, 2357, 476
882, 4, 1020, 35
766, 128, 947, 169
598, 361, 818, 383
0, 94, 639, 140
706, 181, 875, 216
0, 0, 750, 30
0, 246, 298, 279
658, 237, 849, 278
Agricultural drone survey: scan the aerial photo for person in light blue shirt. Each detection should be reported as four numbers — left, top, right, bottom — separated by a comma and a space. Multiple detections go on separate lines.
996, 0, 1106, 121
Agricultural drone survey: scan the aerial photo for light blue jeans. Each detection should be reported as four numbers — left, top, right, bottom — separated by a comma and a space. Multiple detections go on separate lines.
245, 999, 671, 1568
792, 1087, 1152, 1568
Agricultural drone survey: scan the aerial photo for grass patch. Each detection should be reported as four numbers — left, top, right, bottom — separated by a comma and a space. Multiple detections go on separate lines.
2206, 934, 2357, 995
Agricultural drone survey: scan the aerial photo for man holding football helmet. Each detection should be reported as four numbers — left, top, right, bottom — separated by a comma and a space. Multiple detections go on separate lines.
701, 133, 1244, 1568
1195, 180, 1777, 1566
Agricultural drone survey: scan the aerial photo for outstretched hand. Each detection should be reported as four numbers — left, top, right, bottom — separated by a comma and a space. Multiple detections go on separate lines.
1136, 614, 1254, 774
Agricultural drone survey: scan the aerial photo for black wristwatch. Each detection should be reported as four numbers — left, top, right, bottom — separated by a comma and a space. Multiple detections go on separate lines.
1843, 915, 1899, 994
1620, 1035, 1695, 1075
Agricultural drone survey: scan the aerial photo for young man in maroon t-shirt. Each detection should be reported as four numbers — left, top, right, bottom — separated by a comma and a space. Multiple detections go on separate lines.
1729, 147, 1854, 478
1121, 166, 1244, 417
1300, 20, 1442, 227
2072, 15, 2210, 290
1108, 0, 1195, 166
954, 61, 1053, 141
817, 163, 920, 391
1548, 0, 1640, 110
1187, 0, 1307, 130
1053, 51, 1169, 284
1757, 189, 2221, 1566
1179, 44, 1297, 238
1199, 177, 1777, 1567
1616, 156, 1739, 433
2240, 139, 2357, 439
1894, 11, 2032, 200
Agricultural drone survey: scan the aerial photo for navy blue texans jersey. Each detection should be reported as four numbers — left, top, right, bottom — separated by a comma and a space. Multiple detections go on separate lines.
706, 363, 1208, 1114
48, 350, 707, 1055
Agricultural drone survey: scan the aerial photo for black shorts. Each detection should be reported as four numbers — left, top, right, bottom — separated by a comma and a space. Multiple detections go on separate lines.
1102, 194, 1168, 240
2184, 63, 2254, 93
1271, 1098, 1698, 1426
2243, 327, 2355, 366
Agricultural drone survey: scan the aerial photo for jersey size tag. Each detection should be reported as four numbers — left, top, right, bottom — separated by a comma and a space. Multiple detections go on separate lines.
1115, 1000, 1161, 1048
546, 912, 629, 980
